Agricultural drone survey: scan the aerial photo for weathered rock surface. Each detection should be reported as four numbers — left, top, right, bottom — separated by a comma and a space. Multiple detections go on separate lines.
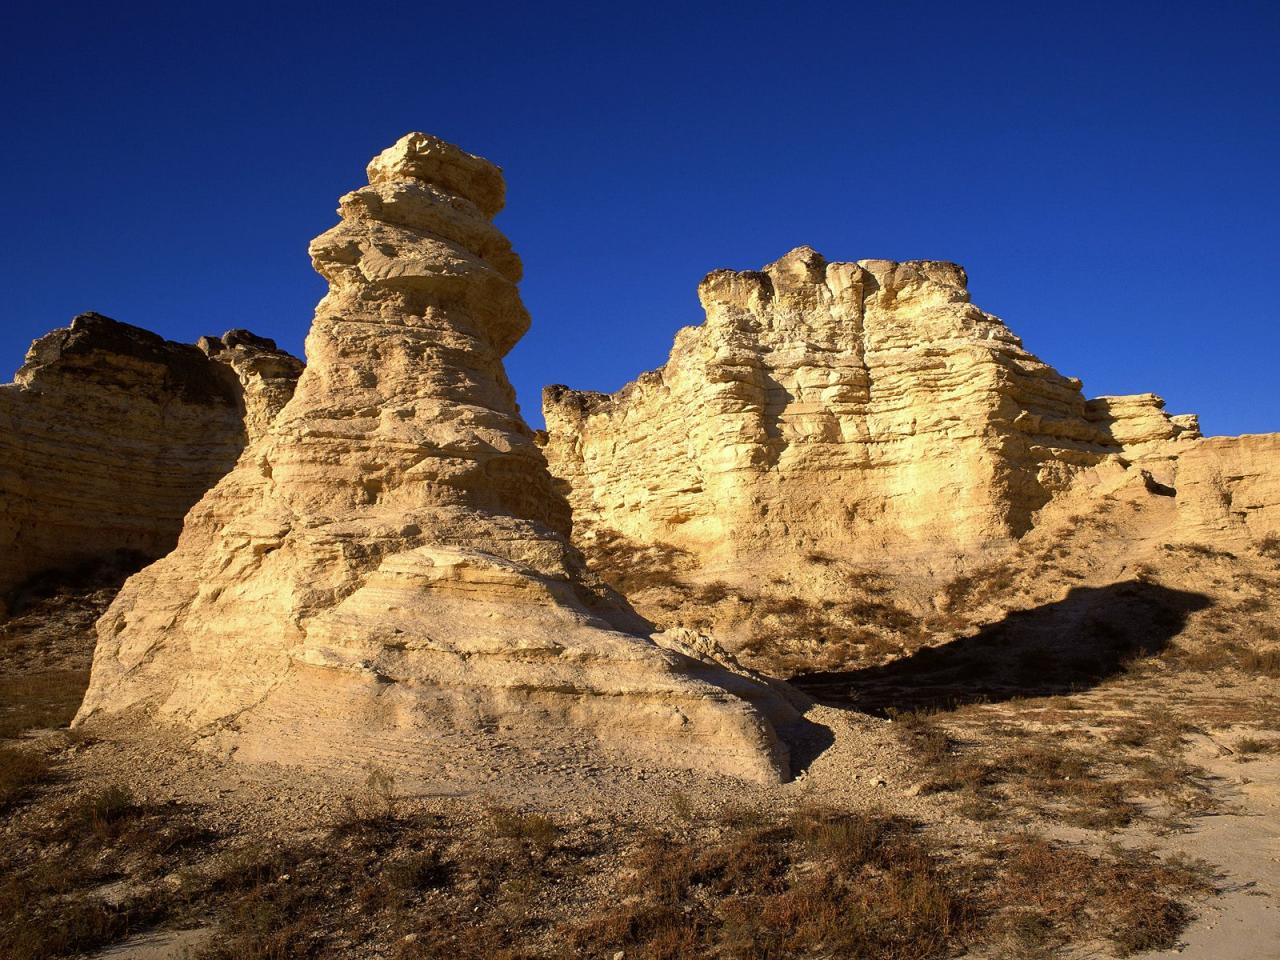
76, 133, 799, 784
541, 247, 1280, 661
0, 314, 302, 602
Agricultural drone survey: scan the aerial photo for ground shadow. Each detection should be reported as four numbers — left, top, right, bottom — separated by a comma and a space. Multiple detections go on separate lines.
790, 580, 1212, 715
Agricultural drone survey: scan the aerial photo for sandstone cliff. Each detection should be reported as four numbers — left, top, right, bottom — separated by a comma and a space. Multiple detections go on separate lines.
541, 247, 1280, 668
76, 134, 800, 784
0, 314, 302, 604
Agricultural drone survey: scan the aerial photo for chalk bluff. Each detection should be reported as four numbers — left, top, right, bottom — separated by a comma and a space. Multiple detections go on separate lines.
76, 134, 798, 784
0, 315, 302, 602
542, 246, 1280, 585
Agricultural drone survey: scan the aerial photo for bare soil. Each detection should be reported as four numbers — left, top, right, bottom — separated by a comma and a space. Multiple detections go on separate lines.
3, 513, 1280, 959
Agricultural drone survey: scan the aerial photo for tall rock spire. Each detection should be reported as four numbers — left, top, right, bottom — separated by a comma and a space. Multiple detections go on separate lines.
76, 133, 797, 784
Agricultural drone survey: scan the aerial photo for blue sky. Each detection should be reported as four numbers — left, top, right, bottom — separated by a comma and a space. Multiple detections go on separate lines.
2, 1, 1277, 435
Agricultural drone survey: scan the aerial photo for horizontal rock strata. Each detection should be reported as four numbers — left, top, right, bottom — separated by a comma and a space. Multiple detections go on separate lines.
542, 247, 1278, 582
0, 315, 302, 602
76, 133, 800, 784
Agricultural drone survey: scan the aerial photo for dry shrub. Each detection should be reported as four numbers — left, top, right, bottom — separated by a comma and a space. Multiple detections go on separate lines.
3, 779, 1214, 960
887, 708, 957, 768
384, 850, 452, 892
582, 528, 693, 596
487, 807, 559, 854
1235, 736, 1278, 756
0, 670, 90, 738
695, 580, 737, 604
891, 708, 1209, 831
988, 836, 1210, 955
563, 806, 1208, 960
0, 894, 166, 960
570, 807, 974, 960
1111, 719, 1154, 747
0, 745, 52, 810
1164, 638, 1280, 678
0, 788, 211, 960
1164, 542, 1237, 561
1238, 648, 1280, 677
942, 561, 1019, 612
60, 783, 139, 842
195, 883, 320, 960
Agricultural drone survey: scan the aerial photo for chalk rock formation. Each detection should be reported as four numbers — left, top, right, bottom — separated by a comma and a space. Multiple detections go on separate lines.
542, 247, 1276, 583
76, 133, 796, 784
0, 314, 302, 600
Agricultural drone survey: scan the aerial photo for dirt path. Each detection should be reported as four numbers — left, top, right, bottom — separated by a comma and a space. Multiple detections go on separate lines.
1140, 732, 1280, 959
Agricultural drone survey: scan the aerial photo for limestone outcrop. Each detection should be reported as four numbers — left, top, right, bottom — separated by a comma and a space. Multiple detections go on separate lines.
76, 134, 798, 784
541, 247, 1280, 658
0, 314, 302, 602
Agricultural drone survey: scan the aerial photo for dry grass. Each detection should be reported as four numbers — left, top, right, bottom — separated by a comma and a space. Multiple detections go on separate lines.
561, 805, 1209, 960
888, 705, 1214, 832
1162, 639, 1280, 679
564, 808, 974, 960
0, 670, 90, 738
941, 561, 1020, 613
580, 527, 694, 598
580, 528, 929, 675
0, 745, 53, 811
0, 785, 212, 960
734, 587, 926, 675
0, 761, 1218, 960
987, 835, 1211, 956
1164, 542, 1238, 561
1235, 736, 1279, 757
486, 806, 559, 854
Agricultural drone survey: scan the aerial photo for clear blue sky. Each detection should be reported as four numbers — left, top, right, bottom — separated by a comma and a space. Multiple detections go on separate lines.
2, 1, 1277, 435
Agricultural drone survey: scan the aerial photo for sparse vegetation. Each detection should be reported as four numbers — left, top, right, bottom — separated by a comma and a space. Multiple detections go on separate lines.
0, 670, 91, 738
1163, 638, 1280, 679
1165, 542, 1238, 561
1235, 736, 1277, 757
986, 835, 1211, 956
487, 806, 559, 854
941, 560, 1019, 613
580, 527, 694, 598
0, 759, 1219, 960
886, 703, 1215, 832
0, 745, 52, 810
0, 788, 210, 960
0, 482, 1268, 958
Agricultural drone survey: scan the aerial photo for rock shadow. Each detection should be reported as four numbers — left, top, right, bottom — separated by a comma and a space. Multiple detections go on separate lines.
790, 580, 1211, 715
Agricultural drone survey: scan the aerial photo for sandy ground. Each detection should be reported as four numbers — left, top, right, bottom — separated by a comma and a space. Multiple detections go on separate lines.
1138, 734, 1280, 959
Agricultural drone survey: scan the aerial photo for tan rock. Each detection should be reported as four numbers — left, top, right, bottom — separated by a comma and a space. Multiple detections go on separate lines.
0, 314, 302, 601
1165, 434, 1280, 542
541, 247, 1279, 658
75, 133, 798, 784
544, 248, 1149, 567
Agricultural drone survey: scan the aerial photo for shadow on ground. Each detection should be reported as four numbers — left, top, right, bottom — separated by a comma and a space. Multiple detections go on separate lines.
790, 580, 1211, 715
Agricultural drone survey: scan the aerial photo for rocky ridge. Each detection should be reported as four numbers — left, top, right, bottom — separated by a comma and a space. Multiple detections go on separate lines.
75, 133, 801, 784
0, 314, 302, 605
541, 247, 1280, 663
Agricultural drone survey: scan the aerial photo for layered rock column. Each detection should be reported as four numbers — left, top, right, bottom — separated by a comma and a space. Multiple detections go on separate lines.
0, 315, 302, 600
76, 134, 795, 784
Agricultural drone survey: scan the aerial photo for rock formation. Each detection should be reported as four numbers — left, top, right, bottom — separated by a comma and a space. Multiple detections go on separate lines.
0, 314, 302, 603
541, 247, 1280, 655
75, 133, 799, 784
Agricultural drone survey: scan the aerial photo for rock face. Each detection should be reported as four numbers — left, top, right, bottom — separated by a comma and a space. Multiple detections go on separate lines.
0, 314, 302, 601
542, 246, 1278, 585
76, 133, 797, 784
